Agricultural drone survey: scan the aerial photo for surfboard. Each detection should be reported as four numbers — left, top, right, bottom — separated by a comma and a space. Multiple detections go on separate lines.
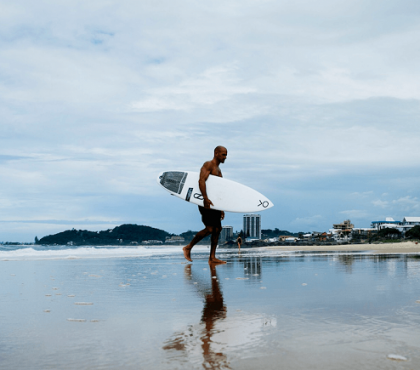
157, 171, 274, 213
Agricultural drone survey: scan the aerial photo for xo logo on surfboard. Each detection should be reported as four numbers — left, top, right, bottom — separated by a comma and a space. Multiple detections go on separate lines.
258, 200, 270, 208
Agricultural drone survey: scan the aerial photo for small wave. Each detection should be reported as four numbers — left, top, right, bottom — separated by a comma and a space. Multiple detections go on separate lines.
0, 245, 376, 261
0, 245, 192, 261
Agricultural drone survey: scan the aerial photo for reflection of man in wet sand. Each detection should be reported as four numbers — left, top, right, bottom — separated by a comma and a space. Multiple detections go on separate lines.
183, 146, 227, 264
163, 264, 230, 370
200, 264, 228, 368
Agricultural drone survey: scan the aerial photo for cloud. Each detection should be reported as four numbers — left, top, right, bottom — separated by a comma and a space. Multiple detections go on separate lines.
392, 196, 420, 211
349, 191, 374, 198
372, 200, 389, 209
371, 196, 420, 214
339, 210, 369, 219
0, 154, 30, 162
291, 215, 323, 226
130, 65, 256, 113
1, 0, 420, 240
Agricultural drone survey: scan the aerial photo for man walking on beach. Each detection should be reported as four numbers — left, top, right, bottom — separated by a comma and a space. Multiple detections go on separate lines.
183, 146, 227, 264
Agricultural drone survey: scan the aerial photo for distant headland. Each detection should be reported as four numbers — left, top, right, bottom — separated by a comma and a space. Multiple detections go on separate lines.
28, 224, 298, 247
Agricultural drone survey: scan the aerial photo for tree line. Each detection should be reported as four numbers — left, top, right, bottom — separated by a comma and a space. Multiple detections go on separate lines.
34, 225, 301, 246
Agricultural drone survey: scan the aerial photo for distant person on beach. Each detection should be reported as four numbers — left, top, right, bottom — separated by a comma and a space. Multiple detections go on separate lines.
237, 236, 242, 251
183, 146, 227, 264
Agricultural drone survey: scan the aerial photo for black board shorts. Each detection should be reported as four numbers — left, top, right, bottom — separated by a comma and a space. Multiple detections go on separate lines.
198, 206, 222, 228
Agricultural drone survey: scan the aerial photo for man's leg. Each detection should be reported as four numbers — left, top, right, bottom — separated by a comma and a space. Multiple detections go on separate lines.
209, 227, 226, 264
183, 227, 212, 262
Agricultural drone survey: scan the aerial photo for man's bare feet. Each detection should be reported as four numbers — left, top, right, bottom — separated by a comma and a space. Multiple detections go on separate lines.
208, 258, 226, 264
183, 246, 192, 262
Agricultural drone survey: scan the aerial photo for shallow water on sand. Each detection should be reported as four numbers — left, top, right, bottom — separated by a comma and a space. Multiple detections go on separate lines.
1, 248, 420, 369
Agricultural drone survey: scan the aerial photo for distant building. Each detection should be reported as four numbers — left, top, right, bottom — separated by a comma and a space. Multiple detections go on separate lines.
371, 217, 402, 230
352, 228, 377, 241
243, 214, 261, 239
165, 236, 185, 243
312, 232, 333, 242
264, 238, 278, 243
301, 234, 312, 242
401, 217, 420, 233
330, 220, 354, 241
279, 235, 295, 242
220, 226, 233, 244
333, 220, 354, 231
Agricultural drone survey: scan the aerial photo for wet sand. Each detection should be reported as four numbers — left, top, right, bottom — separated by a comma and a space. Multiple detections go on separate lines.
1, 247, 420, 369
265, 240, 420, 254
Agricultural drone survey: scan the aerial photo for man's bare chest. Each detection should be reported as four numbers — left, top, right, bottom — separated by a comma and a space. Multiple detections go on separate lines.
211, 167, 222, 177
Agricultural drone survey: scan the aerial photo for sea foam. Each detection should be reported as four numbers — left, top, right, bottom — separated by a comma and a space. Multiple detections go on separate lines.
0, 245, 195, 261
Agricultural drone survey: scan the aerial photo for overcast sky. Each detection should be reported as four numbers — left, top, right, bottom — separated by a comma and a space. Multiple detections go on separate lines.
1, 0, 420, 242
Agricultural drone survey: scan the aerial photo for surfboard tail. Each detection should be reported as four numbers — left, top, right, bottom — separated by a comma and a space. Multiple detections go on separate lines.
158, 171, 188, 195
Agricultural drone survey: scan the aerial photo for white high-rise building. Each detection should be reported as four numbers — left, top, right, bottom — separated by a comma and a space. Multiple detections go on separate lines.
220, 226, 233, 243
243, 214, 261, 240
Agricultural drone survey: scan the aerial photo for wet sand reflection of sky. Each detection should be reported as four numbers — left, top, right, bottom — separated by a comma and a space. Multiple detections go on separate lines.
1, 250, 420, 369
163, 263, 277, 370
161, 252, 420, 369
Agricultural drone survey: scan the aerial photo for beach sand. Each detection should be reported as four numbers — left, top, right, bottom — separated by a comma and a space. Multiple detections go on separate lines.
265, 240, 420, 254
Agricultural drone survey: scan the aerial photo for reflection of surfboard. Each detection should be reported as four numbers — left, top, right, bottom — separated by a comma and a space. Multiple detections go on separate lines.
157, 171, 274, 213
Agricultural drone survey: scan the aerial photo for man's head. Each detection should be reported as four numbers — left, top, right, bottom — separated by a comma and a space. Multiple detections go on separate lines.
214, 146, 227, 163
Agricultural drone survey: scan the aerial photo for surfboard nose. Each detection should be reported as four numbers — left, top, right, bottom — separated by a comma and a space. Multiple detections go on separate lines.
258, 198, 274, 210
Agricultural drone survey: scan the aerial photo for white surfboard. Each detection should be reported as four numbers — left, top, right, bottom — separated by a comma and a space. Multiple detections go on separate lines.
157, 171, 274, 213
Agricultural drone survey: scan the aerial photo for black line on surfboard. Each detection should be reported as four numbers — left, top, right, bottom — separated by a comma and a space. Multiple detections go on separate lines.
185, 188, 193, 201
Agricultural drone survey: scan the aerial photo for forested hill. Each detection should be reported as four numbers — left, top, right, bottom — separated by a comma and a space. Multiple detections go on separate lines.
36, 224, 171, 246
35, 225, 302, 246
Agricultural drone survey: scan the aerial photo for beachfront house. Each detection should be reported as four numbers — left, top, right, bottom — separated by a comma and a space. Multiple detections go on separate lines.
245, 237, 260, 243
333, 220, 354, 230
370, 216, 420, 236
402, 217, 420, 228
400, 217, 420, 235
301, 233, 312, 242
284, 237, 298, 243
165, 236, 185, 243
329, 219, 354, 242
371, 217, 402, 230
264, 237, 278, 243
278, 235, 297, 243
312, 232, 333, 242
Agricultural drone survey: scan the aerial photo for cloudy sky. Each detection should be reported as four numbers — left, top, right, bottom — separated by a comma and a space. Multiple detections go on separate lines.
1, 0, 420, 242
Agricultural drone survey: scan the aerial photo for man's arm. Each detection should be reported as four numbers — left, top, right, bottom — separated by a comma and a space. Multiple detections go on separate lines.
198, 162, 213, 209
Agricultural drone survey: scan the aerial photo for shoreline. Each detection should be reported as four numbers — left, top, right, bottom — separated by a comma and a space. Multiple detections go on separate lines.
262, 240, 420, 254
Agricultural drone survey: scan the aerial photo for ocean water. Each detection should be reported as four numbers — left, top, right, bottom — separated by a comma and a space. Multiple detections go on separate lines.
1, 245, 420, 369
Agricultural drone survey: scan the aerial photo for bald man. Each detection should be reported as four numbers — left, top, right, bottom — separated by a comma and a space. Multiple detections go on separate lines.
183, 146, 227, 264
